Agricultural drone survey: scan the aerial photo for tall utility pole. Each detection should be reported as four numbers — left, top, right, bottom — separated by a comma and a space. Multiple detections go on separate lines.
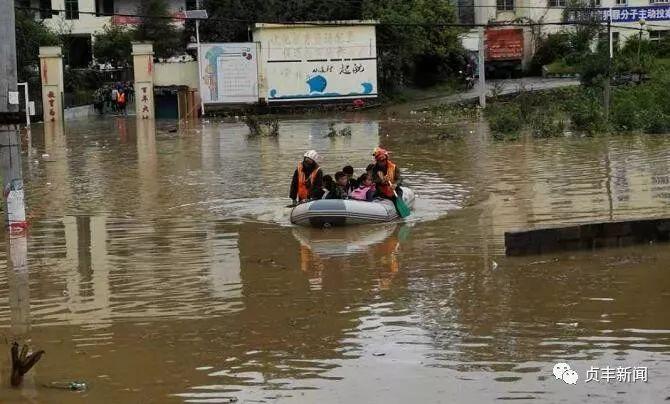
604, 9, 612, 121
478, 26, 486, 109
196, 0, 204, 117
0, 0, 28, 232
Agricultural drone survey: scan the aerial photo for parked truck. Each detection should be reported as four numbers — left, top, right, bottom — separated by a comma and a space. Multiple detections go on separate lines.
485, 28, 524, 78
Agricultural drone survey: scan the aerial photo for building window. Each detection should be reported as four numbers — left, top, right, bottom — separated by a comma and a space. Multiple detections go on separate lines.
650, 0, 669, 4
186, 0, 197, 10
615, 0, 627, 5
96, 0, 114, 16
39, 0, 53, 19
497, 0, 514, 11
548, 0, 566, 7
65, 0, 79, 20
650, 30, 670, 42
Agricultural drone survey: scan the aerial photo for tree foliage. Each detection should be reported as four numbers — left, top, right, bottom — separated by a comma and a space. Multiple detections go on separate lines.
93, 25, 134, 66
14, 10, 59, 81
135, 0, 183, 59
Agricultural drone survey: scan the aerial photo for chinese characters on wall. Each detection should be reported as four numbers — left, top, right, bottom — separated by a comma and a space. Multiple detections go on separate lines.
140, 86, 151, 119
312, 63, 366, 75
47, 91, 56, 122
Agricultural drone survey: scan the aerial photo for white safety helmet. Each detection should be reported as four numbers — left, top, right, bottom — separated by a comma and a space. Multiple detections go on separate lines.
303, 150, 320, 162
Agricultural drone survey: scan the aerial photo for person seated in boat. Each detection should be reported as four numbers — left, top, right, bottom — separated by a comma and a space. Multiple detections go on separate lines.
325, 171, 349, 199
349, 173, 376, 202
322, 174, 334, 199
342, 165, 357, 193
372, 147, 402, 199
364, 164, 375, 180
289, 150, 324, 205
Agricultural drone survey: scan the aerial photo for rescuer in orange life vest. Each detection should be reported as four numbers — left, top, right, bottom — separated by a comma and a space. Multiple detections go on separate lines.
290, 150, 325, 205
371, 147, 402, 199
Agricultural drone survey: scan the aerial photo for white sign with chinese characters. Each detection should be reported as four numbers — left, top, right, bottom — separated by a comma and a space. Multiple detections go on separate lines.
254, 24, 378, 102
200, 43, 259, 104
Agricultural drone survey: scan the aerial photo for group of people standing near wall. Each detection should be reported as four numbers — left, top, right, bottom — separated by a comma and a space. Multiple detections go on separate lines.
93, 82, 134, 115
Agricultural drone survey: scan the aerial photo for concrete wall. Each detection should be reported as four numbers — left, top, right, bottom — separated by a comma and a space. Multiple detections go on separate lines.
154, 61, 199, 89
506, 219, 670, 256
64, 104, 96, 120
253, 22, 378, 102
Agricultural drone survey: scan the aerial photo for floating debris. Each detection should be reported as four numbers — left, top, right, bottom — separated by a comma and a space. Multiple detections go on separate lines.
45, 381, 88, 391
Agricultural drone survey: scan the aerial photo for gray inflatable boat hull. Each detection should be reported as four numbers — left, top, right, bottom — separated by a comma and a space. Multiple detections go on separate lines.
290, 188, 415, 227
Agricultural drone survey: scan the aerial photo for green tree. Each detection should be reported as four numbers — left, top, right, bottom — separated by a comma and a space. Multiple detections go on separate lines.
135, 0, 183, 59
14, 9, 59, 81
198, 0, 463, 91
361, 0, 464, 90
93, 25, 134, 66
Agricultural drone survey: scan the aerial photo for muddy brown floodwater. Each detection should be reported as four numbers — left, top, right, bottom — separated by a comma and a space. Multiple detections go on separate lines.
0, 116, 669, 403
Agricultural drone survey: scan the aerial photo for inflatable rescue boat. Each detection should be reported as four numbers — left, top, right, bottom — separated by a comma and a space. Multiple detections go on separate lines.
290, 188, 415, 227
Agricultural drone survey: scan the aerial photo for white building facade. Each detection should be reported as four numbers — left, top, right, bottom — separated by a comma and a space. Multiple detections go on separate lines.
470, 0, 670, 66
21, 0, 193, 66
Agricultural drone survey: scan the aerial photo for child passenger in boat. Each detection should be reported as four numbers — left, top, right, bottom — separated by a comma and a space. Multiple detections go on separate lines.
342, 165, 357, 193
325, 171, 349, 199
349, 173, 376, 202
322, 175, 334, 199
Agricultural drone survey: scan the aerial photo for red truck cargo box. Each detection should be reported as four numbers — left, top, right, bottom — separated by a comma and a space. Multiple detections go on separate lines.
485, 28, 524, 61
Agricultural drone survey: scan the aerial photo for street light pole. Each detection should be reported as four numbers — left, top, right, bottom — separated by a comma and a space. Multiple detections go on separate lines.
478, 26, 486, 109
637, 18, 646, 69
196, 0, 205, 117
604, 9, 612, 121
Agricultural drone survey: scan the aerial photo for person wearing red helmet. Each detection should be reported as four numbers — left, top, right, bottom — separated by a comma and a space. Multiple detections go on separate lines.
371, 147, 402, 199
289, 150, 324, 205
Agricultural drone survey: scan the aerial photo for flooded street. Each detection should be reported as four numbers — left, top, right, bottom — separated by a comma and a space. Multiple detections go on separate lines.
0, 116, 669, 403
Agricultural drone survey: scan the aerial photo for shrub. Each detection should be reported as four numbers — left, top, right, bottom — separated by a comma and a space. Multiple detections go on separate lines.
487, 104, 523, 135
530, 31, 573, 74
530, 109, 566, 138
566, 90, 608, 134
245, 116, 279, 137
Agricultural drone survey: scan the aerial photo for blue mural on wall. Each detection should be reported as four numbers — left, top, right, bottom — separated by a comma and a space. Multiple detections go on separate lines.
203, 45, 254, 102
204, 47, 224, 101
270, 75, 375, 100
307, 75, 328, 93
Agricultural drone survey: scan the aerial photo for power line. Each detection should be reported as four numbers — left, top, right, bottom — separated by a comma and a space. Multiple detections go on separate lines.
14, 5, 670, 31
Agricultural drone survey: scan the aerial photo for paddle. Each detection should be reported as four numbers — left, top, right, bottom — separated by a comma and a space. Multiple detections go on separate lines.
390, 182, 411, 218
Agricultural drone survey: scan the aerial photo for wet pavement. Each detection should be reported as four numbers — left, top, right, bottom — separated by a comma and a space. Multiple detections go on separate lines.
0, 116, 669, 403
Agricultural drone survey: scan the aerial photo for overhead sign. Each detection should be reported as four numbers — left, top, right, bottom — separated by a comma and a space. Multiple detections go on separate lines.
567, 6, 670, 23
200, 43, 259, 104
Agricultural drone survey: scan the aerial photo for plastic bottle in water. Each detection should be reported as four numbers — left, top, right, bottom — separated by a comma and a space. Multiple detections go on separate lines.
46, 381, 87, 391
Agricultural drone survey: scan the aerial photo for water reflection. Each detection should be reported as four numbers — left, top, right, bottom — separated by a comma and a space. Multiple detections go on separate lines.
7, 234, 31, 337
291, 223, 399, 257
63, 214, 111, 329
0, 118, 669, 402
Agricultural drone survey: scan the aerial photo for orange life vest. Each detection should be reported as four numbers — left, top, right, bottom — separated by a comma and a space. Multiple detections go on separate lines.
297, 163, 321, 201
118, 92, 126, 104
376, 160, 397, 198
